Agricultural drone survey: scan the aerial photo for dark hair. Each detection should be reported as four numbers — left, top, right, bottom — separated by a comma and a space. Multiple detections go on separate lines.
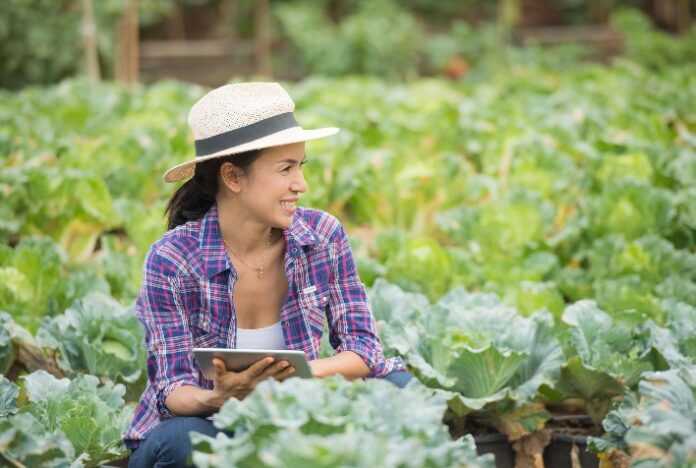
165, 150, 263, 230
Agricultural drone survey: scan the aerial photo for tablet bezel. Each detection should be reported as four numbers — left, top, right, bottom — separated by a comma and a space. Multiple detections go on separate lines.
192, 348, 314, 380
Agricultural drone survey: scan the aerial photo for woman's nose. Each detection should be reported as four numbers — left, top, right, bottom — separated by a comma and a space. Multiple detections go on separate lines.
290, 170, 308, 193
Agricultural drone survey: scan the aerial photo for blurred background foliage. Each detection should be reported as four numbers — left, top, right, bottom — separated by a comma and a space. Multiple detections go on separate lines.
0, 0, 173, 88
1, 0, 695, 89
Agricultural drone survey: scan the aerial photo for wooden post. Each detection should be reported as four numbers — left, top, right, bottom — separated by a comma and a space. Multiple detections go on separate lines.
587, 0, 614, 23
498, 0, 520, 28
220, 0, 239, 39
166, 0, 186, 40
254, 0, 272, 78
655, 0, 677, 31
81, 0, 101, 82
497, 0, 519, 49
676, 0, 691, 35
115, 0, 139, 84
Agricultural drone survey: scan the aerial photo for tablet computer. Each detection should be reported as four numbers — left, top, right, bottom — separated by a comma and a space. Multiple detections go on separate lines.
192, 348, 314, 380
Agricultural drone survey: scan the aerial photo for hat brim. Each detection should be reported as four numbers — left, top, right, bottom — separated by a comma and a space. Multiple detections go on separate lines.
163, 126, 340, 183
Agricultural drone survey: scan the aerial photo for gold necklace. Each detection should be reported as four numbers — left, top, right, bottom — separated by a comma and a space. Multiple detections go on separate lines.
222, 230, 274, 279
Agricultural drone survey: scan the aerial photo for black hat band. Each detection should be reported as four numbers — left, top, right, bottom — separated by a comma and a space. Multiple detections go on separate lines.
194, 112, 299, 156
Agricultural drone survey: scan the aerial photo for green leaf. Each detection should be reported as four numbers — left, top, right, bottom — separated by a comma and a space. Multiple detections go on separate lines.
557, 356, 627, 401
447, 345, 528, 398
24, 370, 71, 404
0, 375, 19, 417
20, 370, 132, 465
0, 413, 74, 467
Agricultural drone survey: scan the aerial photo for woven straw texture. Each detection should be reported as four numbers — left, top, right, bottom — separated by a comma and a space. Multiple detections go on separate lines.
188, 83, 295, 141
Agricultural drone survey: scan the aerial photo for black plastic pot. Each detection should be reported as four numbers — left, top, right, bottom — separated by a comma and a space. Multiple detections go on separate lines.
543, 434, 599, 468
474, 433, 515, 468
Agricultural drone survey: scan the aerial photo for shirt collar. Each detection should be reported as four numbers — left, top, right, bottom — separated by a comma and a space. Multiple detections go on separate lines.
201, 204, 321, 278
200, 203, 230, 279
285, 209, 321, 249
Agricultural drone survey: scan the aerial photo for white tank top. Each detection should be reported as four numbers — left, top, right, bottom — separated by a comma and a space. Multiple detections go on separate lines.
236, 321, 287, 350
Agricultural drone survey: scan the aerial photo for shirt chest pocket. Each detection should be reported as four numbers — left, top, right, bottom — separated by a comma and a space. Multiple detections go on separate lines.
298, 285, 329, 336
193, 307, 228, 348
190, 277, 229, 348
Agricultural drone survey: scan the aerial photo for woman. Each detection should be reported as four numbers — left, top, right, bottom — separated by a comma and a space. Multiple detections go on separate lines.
124, 83, 410, 467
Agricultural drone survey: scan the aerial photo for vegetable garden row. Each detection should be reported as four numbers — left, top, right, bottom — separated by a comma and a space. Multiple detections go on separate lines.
1, 50, 695, 466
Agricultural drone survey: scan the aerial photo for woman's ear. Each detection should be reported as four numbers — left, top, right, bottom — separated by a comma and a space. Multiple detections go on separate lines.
219, 162, 244, 193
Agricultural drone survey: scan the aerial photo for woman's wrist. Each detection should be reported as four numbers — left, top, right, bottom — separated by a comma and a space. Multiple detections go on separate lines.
195, 388, 224, 412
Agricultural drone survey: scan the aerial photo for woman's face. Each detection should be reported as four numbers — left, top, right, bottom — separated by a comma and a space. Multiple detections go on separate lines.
235, 142, 309, 228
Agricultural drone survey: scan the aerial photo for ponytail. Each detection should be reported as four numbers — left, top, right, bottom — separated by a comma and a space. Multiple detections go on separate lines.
164, 149, 263, 230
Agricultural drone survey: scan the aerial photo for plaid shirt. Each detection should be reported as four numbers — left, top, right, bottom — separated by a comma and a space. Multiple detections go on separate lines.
124, 204, 405, 449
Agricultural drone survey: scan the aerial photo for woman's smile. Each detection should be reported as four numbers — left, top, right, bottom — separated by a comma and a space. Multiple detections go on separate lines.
280, 198, 298, 214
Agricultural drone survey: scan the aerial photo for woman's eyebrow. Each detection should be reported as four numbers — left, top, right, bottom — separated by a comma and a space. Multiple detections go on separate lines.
275, 155, 307, 165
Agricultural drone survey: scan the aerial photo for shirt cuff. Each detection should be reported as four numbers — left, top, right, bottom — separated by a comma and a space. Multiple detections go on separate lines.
334, 337, 379, 372
367, 356, 408, 379
334, 338, 408, 378
155, 378, 198, 420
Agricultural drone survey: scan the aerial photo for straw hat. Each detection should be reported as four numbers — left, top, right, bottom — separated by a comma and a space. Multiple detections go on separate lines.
163, 82, 339, 183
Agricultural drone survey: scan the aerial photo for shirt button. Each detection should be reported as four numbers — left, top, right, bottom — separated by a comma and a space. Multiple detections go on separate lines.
322, 297, 328, 303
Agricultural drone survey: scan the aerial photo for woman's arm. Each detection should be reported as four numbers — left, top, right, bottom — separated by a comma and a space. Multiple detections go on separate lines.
321, 222, 396, 378
309, 351, 370, 379
165, 385, 220, 417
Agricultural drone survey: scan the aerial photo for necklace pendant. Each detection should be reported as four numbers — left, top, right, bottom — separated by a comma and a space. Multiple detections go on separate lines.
258, 267, 264, 279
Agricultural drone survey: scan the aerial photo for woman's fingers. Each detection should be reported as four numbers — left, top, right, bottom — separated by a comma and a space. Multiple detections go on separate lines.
258, 360, 294, 381
213, 357, 295, 399
274, 365, 296, 381
244, 356, 275, 378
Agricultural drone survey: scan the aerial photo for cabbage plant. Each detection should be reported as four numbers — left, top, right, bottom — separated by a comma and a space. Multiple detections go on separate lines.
0, 371, 132, 467
570, 234, 696, 321
370, 280, 563, 443
191, 376, 493, 468
589, 369, 696, 467
37, 292, 146, 387
664, 300, 696, 360
546, 301, 693, 426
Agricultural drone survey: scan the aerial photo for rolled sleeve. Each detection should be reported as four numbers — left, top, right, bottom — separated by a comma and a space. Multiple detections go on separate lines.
326, 225, 407, 379
136, 250, 200, 420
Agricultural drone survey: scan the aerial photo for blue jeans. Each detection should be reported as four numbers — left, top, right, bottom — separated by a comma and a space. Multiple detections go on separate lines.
128, 416, 223, 468
128, 371, 413, 467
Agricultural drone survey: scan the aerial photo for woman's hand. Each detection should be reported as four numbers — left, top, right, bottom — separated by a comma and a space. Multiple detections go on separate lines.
166, 356, 295, 416
207, 356, 295, 407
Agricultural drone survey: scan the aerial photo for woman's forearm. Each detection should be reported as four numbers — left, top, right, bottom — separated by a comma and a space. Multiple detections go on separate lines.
165, 385, 222, 417
309, 351, 371, 379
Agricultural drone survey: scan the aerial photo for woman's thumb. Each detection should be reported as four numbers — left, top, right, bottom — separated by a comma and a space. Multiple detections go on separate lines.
212, 357, 226, 374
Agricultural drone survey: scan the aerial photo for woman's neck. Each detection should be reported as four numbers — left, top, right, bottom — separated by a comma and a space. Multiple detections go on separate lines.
216, 198, 276, 256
